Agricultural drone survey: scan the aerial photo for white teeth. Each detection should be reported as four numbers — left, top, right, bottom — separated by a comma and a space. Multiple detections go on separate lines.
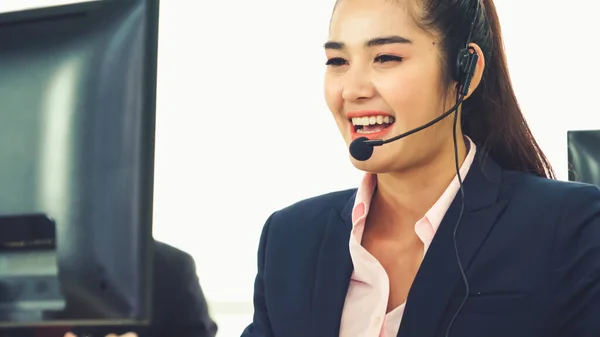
351, 116, 395, 126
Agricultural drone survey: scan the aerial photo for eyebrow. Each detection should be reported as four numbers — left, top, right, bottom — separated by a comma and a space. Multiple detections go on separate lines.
323, 35, 412, 50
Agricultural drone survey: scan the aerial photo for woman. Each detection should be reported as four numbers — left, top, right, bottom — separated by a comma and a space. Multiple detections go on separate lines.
241, 0, 600, 336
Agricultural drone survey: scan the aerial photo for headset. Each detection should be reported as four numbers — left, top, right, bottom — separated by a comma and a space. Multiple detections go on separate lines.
446, 2, 482, 337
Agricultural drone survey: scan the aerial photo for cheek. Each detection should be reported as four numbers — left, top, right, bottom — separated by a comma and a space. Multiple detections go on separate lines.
376, 71, 442, 122
324, 75, 343, 113
376, 71, 422, 113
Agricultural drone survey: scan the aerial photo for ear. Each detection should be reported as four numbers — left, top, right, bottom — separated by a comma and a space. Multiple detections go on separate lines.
463, 42, 485, 99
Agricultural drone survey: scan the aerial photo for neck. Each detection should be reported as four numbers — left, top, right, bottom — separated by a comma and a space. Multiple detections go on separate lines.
371, 137, 468, 232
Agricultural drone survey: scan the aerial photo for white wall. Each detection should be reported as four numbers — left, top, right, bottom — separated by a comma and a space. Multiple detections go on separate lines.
2, 1, 599, 336
495, 1, 600, 180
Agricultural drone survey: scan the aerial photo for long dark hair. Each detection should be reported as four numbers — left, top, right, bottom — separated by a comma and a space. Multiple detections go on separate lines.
419, 0, 555, 178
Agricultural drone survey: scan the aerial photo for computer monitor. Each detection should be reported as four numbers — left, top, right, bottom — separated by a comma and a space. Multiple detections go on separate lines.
0, 0, 159, 328
567, 130, 600, 186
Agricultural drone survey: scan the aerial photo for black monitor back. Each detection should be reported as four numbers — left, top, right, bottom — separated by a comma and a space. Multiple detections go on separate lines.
568, 130, 600, 186
0, 0, 159, 327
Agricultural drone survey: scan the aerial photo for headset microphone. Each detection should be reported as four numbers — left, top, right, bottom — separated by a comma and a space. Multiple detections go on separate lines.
349, 95, 467, 161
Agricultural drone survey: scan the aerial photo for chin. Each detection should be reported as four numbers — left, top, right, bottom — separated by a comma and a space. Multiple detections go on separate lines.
349, 144, 425, 174
349, 151, 398, 174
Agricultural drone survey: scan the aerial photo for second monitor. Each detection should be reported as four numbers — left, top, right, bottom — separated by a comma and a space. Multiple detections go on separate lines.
568, 130, 600, 186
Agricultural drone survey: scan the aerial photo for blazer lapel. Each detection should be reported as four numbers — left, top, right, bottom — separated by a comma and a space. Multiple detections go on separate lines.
398, 155, 509, 337
310, 192, 355, 337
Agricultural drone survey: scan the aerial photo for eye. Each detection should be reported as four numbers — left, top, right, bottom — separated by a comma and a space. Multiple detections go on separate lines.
325, 57, 348, 67
374, 54, 403, 63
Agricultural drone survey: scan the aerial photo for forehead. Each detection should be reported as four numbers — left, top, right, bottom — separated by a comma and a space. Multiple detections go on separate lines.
329, 0, 421, 43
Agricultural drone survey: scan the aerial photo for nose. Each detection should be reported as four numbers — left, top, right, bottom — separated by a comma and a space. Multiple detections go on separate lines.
341, 66, 375, 102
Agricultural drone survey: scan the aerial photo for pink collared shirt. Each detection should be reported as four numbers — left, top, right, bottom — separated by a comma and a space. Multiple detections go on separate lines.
339, 138, 477, 337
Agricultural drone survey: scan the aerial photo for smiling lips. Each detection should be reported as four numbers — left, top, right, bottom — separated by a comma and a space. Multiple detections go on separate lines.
346, 111, 395, 140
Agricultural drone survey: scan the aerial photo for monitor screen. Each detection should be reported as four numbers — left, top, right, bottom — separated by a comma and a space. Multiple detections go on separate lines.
568, 130, 600, 186
0, 0, 158, 327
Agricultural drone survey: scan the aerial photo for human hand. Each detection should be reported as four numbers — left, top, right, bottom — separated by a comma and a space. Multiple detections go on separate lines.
64, 333, 138, 337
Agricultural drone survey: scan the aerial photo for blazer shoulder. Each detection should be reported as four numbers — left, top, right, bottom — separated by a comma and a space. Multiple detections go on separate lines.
275, 188, 356, 219
503, 170, 600, 208
152, 241, 196, 277
154, 240, 194, 261
266, 188, 356, 233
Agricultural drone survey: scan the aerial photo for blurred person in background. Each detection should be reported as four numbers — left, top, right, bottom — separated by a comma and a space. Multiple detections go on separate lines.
3, 241, 217, 337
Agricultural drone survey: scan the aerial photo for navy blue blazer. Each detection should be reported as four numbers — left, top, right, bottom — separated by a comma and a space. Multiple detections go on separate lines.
241, 153, 600, 337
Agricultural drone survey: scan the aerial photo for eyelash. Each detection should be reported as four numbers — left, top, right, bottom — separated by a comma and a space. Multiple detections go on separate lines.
374, 55, 403, 63
325, 55, 403, 66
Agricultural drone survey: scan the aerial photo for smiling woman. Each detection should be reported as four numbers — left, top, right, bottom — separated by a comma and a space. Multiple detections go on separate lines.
240, 0, 600, 336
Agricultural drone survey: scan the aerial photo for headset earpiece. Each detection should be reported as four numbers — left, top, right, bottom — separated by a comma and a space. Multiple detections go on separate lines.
454, 46, 479, 96
454, 48, 470, 83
